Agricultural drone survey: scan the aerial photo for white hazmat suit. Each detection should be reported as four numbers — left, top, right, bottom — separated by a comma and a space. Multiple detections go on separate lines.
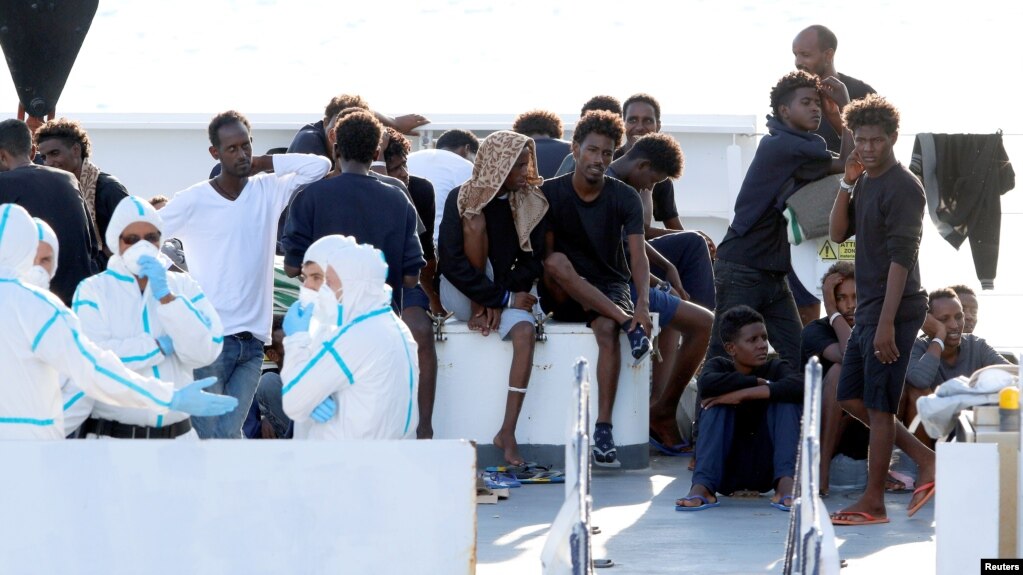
282, 235, 419, 439
0, 203, 178, 439
64, 196, 224, 437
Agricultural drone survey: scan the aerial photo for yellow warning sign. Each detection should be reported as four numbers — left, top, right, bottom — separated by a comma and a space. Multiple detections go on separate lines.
838, 241, 856, 260
818, 241, 837, 260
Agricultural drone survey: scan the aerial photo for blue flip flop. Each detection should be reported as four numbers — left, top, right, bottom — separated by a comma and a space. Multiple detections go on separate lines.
770, 495, 794, 512
649, 432, 694, 457
675, 495, 720, 511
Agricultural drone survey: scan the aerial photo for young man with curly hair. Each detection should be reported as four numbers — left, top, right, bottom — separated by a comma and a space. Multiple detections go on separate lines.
159, 110, 331, 438
540, 110, 654, 467
512, 109, 570, 179
709, 71, 852, 370
35, 117, 129, 267
829, 94, 935, 525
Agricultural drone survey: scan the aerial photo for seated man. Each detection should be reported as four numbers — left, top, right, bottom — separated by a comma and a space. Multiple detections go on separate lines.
676, 306, 802, 511
438, 130, 546, 465
799, 261, 867, 493
281, 235, 419, 439
903, 287, 1009, 442
512, 109, 571, 179
540, 110, 655, 468
243, 315, 292, 439
407, 129, 479, 246
949, 284, 979, 334
70, 196, 228, 439
0, 203, 235, 439
555, 95, 622, 176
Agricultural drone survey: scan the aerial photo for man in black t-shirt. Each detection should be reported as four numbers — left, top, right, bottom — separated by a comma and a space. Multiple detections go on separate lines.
540, 111, 653, 468
0, 119, 98, 306
829, 95, 934, 526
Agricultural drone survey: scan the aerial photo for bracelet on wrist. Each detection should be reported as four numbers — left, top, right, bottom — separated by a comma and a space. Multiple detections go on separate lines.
932, 337, 946, 352
828, 311, 842, 325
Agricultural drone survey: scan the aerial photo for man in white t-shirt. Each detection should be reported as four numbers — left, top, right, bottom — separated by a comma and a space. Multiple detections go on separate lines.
406, 129, 478, 245
160, 110, 330, 438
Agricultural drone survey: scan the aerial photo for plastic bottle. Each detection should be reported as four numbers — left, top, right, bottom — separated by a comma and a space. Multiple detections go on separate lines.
998, 386, 1020, 432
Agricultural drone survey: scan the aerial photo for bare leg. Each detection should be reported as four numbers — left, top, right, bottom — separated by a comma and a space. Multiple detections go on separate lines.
650, 301, 713, 445
592, 316, 621, 424
402, 307, 437, 439
819, 365, 842, 494
493, 322, 536, 466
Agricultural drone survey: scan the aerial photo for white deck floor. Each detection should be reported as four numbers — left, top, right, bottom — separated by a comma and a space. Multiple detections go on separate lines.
477, 453, 935, 574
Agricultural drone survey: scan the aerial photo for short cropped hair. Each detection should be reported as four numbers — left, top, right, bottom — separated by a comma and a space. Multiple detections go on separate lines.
512, 109, 563, 139
0, 119, 33, 157
624, 133, 683, 178
844, 94, 900, 136
622, 93, 661, 122
719, 305, 765, 344
808, 25, 838, 52
334, 110, 382, 164
324, 94, 369, 122
580, 95, 621, 117
928, 287, 960, 308
383, 127, 412, 163
770, 71, 821, 117
149, 195, 170, 206
572, 110, 624, 148
208, 110, 251, 148
949, 284, 976, 298
435, 129, 480, 154
821, 260, 855, 286
34, 118, 91, 160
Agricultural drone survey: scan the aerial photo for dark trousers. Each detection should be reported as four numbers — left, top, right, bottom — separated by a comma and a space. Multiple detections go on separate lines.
649, 231, 716, 311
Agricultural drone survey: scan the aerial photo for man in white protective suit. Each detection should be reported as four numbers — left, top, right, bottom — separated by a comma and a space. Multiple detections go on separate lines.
66, 196, 227, 439
281, 235, 419, 439
0, 203, 237, 439
22, 217, 59, 291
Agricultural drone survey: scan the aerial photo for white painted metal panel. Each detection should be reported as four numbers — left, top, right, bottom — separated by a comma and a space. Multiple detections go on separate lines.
936, 442, 999, 575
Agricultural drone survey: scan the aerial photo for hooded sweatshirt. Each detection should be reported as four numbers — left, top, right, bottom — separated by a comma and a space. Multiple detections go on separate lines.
66, 196, 224, 430
282, 235, 419, 439
0, 203, 176, 439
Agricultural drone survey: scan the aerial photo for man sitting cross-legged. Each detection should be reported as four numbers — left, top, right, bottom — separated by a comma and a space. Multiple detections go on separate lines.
438, 130, 548, 466
676, 305, 802, 512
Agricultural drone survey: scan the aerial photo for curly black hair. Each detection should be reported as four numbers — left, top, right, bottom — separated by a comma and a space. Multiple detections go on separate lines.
572, 110, 624, 148
334, 110, 382, 164
512, 109, 563, 139
843, 93, 900, 136
821, 260, 855, 286
324, 94, 369, 122
928, 287, 960, 308
769, 71, 821, 117
436, 129, 480, 154
622, 93, 661, 122
719, 305, 765, 344
34, 117, 91, 160
208, 110, 251, 148
580, 95, 621, 117
383, 127, 411, 163
624, 133, 683, 178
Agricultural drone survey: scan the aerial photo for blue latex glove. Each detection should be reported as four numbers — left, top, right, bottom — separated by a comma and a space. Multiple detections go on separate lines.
169, 377, 238, 416
137, 255, 171, 299
156, 334, 175, 356
311, 396, 337, 423
283, 301, 313, 336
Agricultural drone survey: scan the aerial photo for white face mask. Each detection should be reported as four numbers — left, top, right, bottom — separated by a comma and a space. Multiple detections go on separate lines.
299, 284, 341, 329
121, 241, 161, 276
22, 265, 51, 290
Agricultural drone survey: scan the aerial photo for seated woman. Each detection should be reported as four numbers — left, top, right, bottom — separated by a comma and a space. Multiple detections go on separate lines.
902, 287, 1009, 444
676, 305, 802, 512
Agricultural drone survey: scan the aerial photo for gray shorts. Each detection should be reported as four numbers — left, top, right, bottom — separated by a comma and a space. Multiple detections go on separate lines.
440, 274, 536, 340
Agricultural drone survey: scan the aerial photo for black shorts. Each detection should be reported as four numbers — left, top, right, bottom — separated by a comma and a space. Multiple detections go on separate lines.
540, 280, 632, 324
836, 313, 925, 414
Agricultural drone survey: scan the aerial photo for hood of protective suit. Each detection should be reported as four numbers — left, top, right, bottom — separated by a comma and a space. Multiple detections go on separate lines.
304, 234, 392, 326
105, 195, 164, 257
0, 203, 41, 279
34, 217, 59, 275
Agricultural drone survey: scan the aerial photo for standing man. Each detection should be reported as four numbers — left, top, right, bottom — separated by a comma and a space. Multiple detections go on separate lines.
34, 117, 129, 267
540, 110, 653, 468
790, 24, 877, 324
407, 129, 478, 245
829, 94, 935, 525
159, 111, 330, 439
0, 119, 98, 306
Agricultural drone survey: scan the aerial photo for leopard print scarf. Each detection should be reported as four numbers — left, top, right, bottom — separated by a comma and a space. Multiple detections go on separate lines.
78, 160, 104, 251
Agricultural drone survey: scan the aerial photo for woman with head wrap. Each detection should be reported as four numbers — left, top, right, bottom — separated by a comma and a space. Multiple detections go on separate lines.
0, 203, 234, 439
68, 196, 230, 439
281, 235, 419, 439
437, 130, 548, 465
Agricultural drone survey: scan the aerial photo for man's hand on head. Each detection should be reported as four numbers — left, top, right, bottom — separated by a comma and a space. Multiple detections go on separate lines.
921, 313, 947, 342
822, 272, 843, 314
844, 149, 865, 185
819, 76, 851, 109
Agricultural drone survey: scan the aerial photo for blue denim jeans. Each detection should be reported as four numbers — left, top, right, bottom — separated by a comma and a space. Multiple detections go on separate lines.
707, 259, 803, 369
192, 335, 265, 439
254, 371, 293, 438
